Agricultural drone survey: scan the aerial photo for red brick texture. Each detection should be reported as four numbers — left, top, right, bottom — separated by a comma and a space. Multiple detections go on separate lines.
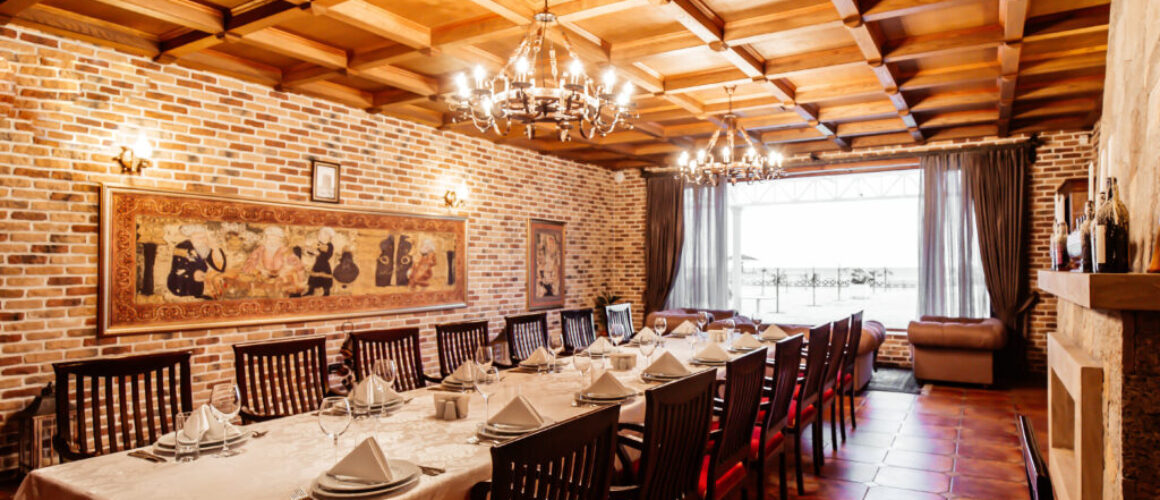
0, 25, 645, 469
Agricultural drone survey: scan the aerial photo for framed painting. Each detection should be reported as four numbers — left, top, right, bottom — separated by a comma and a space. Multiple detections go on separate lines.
99, 185, 468, 336
311, 160, 340, 203
527, 219, 565, 310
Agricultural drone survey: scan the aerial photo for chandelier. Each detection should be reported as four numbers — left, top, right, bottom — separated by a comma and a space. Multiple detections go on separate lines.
448, 0, 635, 141
677, 86, 786, 186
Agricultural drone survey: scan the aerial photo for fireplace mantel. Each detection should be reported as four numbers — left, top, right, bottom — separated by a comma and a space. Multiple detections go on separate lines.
1038, 270, 1160, 311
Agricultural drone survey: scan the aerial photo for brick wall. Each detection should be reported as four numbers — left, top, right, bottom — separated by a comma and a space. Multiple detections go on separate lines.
0, 25, 646, 470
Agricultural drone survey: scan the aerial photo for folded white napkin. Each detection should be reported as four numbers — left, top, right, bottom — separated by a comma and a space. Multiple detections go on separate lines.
644, 351, 690, 377
588, 337, 614, 354
351, 374, 401, 406
450, 360, 485, 383
522, 346, 552, 365
695, 342, 730, 362
761, 323, 790, 341
672, 321, 697, 335
733, 333, 762, 349
635, 327, 658, 343
488, 395, 545, 428
584, 370, 633, 399
329, 437, 398, 483
181, 405, 227, 442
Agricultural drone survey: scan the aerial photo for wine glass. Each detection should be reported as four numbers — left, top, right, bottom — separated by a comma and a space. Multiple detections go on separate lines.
474, 345, 494, 371
696, 311, 709, 331
639, 335, 657, 366
474, 366, 500, 421
609, 323, 627, 348
572, 351, 592, 387
318, 397, 352, 464
722, 319, 736, 345
373, 358, 398, 391
209, 382, 242, 458
548, 333, 565, 372
653, 317, 667, 336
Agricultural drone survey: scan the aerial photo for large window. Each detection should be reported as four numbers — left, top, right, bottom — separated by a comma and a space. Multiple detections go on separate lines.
726, 170, 931, 329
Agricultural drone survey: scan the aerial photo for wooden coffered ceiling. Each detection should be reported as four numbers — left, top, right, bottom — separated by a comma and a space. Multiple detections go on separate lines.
0, 0, 1108, 169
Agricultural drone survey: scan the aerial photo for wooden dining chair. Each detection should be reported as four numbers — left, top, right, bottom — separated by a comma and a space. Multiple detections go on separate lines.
753, 334, 805, 500
604, 303, 634, 339
787, 323, 829, 495
503, 312, 549, 364
611, 369, 717, 500
233, 336, 329, 423
435, 320, 491, 378
1017, 414, 1053, 500
838, 311, 864, 440
819, 317, 849, 456
53, 351, 193, 461
471, 404, 621, 500
349, 328, 438, 391
704, 348, 767, 500
560, 308, 596, 352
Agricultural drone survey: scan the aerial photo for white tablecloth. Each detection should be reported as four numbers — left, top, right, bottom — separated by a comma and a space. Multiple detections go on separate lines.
16, 340, 749, 500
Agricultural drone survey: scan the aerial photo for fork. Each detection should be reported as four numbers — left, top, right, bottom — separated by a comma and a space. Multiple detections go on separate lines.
418, 465, 446, 476
129, 450, 166, 463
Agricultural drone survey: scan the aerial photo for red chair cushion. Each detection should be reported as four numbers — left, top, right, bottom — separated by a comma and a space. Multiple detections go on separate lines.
787, 400, 816, 427
843, 373, 853, 384
698, 454, 748, 499
750, 427, 785, 459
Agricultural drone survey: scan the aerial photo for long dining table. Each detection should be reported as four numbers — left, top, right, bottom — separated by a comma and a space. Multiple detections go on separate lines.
15, 338, 769, 500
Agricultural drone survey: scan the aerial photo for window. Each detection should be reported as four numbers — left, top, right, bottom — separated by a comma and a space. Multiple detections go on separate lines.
725, 169, 958, 329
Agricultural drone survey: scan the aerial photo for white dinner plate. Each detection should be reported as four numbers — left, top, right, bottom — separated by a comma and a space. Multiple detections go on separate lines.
575, 393, 634, 405
641, 372, 685, 383
350, 398, 405, 414
441, 378, 473, 390
690, 357, 727, 366
312, 472, 419, 499
155, 429, 248, 450
315, 460, 420, 493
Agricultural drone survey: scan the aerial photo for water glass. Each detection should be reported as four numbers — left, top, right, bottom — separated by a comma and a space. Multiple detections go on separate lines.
373, 358, 398, 391
548, 333, 565, 372
573, 351, 592, 386
209, 382, 241, 458
653, 317, 667, 335
696, 311, 710, 331
318, 397, 352, 464
173, 411, 199, 462
609, 323, 627, 347
474, 366, 500, 420
474, 345, 494, 371
639, 336, 657, 365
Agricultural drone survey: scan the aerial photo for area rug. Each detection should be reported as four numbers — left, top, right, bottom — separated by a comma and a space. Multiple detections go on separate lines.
865, 367, 923, 394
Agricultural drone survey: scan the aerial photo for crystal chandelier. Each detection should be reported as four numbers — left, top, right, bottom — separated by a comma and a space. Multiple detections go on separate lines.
448, 0, 635, 141
677, 86, 786, 186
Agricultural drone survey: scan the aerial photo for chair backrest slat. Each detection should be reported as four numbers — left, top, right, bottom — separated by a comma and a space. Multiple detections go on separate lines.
762, 334, 805, 437
797, 324, 831, 416
560, 308, 596, 352
636, 369, 717, 500
504, 313, 549, 364
233, 336, 328, 423
487, 405, 620, 500
823, 318, 849, 393
604, 303, 633, 339
844, 311, 864, 373
351, 328, 428, 391
53, 351, 193, 461
709, 348, 767, 492
435, 320, 490, 378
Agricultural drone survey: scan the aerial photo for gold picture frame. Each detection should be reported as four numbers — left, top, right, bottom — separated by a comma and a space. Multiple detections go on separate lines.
311, 159, 340, 203
99, 185, 468, 336
527, 218, 565, 310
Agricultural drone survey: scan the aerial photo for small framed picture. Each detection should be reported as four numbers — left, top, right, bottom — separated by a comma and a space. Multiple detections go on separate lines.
311, 160, 340, 203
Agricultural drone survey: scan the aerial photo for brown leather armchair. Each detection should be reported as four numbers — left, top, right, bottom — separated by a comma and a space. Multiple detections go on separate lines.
907, 316, 1007, 386
644, 308, 758, 334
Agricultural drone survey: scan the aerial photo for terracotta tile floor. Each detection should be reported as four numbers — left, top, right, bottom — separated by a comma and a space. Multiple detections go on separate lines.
763, 381, 1048, 500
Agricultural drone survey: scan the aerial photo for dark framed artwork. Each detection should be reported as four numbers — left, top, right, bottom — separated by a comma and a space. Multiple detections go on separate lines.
99, 185, 467, 336
527, 219, 565, 310
311, 160, 340, 203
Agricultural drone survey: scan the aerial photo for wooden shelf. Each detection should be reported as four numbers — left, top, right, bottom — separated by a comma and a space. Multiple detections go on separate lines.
1038, 270, 1160, 311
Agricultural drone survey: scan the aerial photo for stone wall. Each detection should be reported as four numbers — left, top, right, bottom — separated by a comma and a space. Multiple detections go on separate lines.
0, 24, 645, 471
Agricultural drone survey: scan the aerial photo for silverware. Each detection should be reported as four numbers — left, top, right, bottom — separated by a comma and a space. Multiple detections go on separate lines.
466, 435, 502, 446
403, 397, 414, 404
326, 473, 383, 485
129, 450, 165, 463
251, 430, 269, 438
418, 465, 445, 476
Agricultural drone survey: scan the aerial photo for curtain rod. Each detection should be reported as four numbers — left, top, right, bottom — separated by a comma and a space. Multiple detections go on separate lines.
639, 134, 1040, 178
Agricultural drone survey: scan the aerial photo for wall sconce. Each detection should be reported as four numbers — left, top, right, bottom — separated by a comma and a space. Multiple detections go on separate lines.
443, 183, 468, 209
114, 134, 154, 173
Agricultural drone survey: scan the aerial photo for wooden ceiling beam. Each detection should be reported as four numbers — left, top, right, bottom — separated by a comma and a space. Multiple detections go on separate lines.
1018, 52, 1106, 77
314, 0, 429, 49
1012, 97, 1098, 120
884, 26, 1003, 63
0, 0, 41, 20
764, 45, 865, 78
1023, 4, 1109, 42
723, 1, 841, 46
997, 0, 1029, 135
13, 4, 158, 56
374, 103, 445, 128
241, 27, 346, 69
89, 0, 223, 33
861, 0, 978, 22
760, 126, 825, 144
1016, 75, 1103, 101
180, 49, 281, 86
835, 117, 907, 137
349, 44, 420, 72
911, 89, 999, 112
919, 108, 999, 128
353, 64, 440, 96
157, 1, 309, 61
279, 65, 341, 88
900, 62, 1000, 91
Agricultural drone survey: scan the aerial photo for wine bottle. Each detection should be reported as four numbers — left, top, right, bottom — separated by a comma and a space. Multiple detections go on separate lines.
1091, 191, 1108, 272
1092, 178, 1130, 273
1148, 214, 1160, 273
1051, 220, 1068, 270
1079, 201, 1094, 272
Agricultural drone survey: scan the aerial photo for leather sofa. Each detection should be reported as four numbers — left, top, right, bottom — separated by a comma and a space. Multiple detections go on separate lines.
644, 308, 759, 334
907, 316, 1007, 386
